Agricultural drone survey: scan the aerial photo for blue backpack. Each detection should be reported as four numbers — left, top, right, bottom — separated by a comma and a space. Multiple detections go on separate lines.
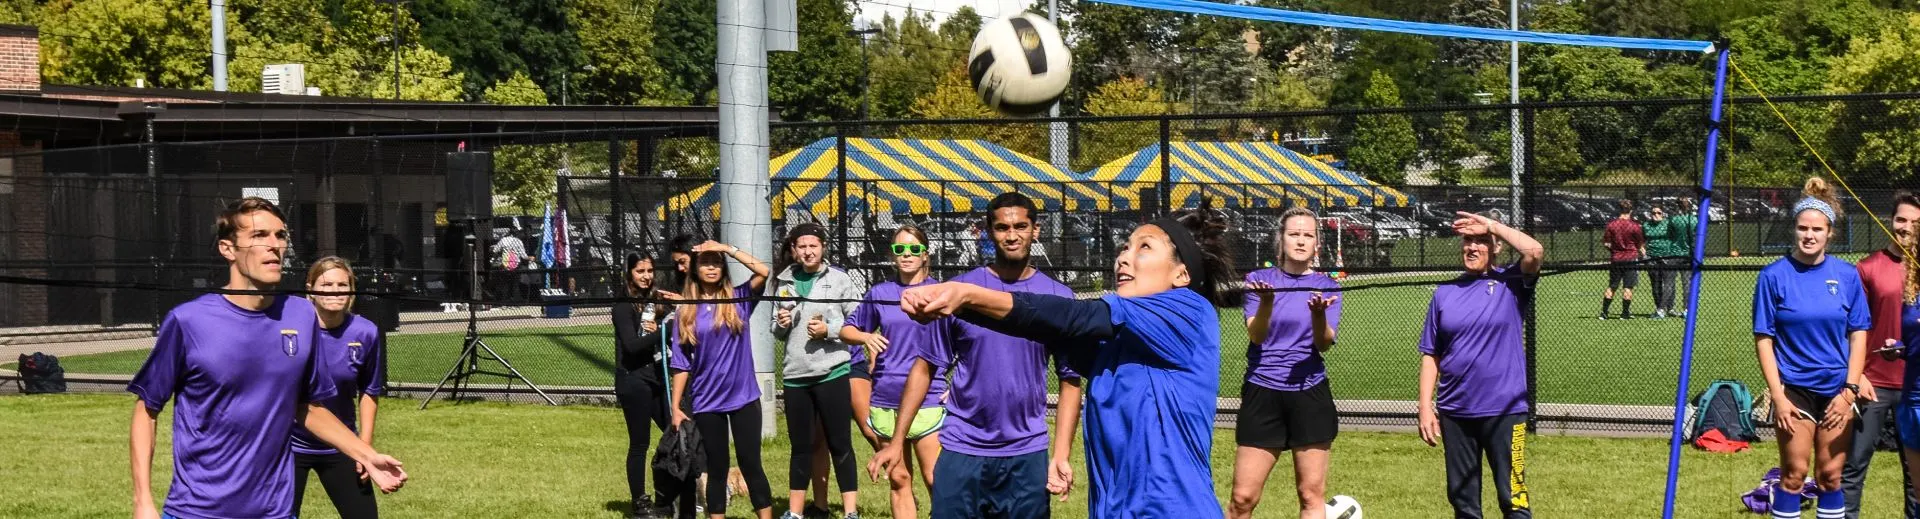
1690, 379, 1758, 442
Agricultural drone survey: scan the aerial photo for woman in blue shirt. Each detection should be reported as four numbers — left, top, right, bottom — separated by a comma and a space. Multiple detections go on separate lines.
1754, 177, 1872, 519
1894, 253, 1920, 507
897, 205, 1237, 519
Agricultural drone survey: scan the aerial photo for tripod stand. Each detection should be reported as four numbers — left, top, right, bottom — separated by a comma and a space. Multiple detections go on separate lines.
421, 223, 557, 408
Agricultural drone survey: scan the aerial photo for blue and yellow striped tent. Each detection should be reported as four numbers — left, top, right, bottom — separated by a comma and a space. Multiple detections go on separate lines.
658, 137, 1133, 219
1084, 141, 1410, 208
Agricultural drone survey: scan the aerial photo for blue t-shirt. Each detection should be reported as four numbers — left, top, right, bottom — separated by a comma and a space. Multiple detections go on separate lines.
292, 314, 387, 455
1753, 256, 1872, 396
127, 294, 336, 519
1078, 289, 1224, 519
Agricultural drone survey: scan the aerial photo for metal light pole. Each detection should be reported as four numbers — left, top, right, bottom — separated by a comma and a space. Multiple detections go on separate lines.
847, 28, 879, 124
378, 0, 405, 99
211, 0, 228, 91
1508, 0, 1524, 224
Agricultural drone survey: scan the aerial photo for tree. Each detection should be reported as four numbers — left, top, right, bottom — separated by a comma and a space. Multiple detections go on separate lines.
413, 0, 584, 100
766, 0, 861, 121
485, 72, 560, 213
1827, 12, 1920, 183
565, 0, 666, 105
1428, 112, 1477, 185
906, 66, 1045, 158
649, 0, 714, 104
39, 0, 221, 89
1346, 71, 1417, 185
866, 10, 969, 120
1440, 0, 1504, 71
1081, 76, 1174, 162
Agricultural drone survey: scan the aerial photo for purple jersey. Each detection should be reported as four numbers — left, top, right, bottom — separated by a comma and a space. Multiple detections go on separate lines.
1418, 264, 1535, 418
846, 278, 951, 409
292, 314, 387, 455
1241, 268, 1343, 391
936, 267, 1082, 456
669, 283, 762, 414
127, 294, 337, 519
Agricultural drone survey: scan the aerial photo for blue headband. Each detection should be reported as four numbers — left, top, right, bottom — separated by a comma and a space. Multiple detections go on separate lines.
1793, 197, 1837, 225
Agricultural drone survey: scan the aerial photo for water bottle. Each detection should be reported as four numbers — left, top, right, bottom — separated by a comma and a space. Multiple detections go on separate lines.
641, 304, 656, 323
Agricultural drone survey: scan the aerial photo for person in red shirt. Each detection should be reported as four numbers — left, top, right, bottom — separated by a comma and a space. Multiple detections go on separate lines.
1840, 190, 1920, 519
1600, 199, 1646, 319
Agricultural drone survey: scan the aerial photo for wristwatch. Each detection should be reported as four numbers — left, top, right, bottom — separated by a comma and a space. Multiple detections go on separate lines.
1844, 383, 1861, 396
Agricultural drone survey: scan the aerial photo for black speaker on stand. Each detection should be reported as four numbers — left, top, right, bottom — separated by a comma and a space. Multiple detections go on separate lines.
423, 151, 555, 407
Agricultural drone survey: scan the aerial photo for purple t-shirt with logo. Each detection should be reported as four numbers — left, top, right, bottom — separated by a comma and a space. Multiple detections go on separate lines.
935, 267, 1082, 456
127, 293, 337, 519
1242, 268, 1343, 391
293, 314, 387, 455
1418, 264, 1535, 418
846, 278, 951, 409
669, 283, 762, 414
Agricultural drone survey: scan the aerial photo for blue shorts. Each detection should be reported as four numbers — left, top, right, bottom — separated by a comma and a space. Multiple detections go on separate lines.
930, 450, 1050, 519
1898, 404, 1920, 450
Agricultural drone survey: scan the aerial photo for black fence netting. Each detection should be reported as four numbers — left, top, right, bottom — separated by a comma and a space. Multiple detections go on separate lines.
2, 94, 1915, 435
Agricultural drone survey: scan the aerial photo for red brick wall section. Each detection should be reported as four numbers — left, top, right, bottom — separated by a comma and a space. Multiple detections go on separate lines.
1, 131, 47, 325
0, 27, 39, 93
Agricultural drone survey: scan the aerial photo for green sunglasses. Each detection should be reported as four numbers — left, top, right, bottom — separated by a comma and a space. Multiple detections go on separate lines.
890, 243, 928, 256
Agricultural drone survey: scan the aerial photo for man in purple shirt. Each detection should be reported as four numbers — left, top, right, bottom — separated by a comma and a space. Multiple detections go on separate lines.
881, 192, 1083, 519
1417, 211, 1545, 519
130, 197, 407, 519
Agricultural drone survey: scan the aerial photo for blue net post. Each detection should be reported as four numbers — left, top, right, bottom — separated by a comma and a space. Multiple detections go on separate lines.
1663, 46, 1730, 519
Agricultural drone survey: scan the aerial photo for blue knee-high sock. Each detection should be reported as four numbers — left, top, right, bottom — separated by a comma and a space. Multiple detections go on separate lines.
1815, 488, 1845, 519
1772, 483, 1803, 519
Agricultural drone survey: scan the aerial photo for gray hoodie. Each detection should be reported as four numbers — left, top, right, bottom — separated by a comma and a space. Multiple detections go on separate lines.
769, 265, 863, 382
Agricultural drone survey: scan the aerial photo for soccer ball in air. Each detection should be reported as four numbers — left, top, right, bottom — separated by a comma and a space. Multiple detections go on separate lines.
1326, 495, 1363, 519
968, 12, 1071, 116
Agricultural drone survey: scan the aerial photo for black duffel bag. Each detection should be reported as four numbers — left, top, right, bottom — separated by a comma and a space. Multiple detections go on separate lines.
17, 352, 67, 394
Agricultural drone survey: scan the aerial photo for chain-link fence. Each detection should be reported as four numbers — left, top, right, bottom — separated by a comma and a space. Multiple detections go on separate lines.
3, 93, 1916, 433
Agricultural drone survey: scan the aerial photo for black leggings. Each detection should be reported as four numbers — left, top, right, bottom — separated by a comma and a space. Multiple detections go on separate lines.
695, 401, 775, 512
617, 371, 695, 513
293, 452, 378, 519
786, 376, 858, 493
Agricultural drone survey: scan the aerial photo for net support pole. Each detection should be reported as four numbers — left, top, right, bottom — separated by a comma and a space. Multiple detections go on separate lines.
717, 0, 778, 439
1662, 46, 1730, 519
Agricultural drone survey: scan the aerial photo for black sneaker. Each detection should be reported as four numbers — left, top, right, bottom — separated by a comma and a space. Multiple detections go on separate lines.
1621, 313, 1634, 320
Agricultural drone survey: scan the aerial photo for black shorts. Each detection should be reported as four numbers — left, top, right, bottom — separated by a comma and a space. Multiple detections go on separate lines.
1783, 384, 1838, 422
848, 360, 871, 380
1608, 261, 1640, 289
1236, 379, 1338, 450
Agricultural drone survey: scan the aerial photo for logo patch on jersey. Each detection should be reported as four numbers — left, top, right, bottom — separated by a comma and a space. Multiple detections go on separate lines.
281, 329, 299, 356
1826, 279, 1839, 295
348, 341, 364, 362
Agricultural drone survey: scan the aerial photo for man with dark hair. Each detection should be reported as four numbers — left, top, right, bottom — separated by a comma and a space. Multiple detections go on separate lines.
1840, 190, 1920, 519
130, 197, 408, 519
1600, 199, 1645, 320
882, 192, 1084, 519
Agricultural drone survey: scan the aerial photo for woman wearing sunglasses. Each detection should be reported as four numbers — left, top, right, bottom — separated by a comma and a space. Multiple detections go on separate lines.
842, 226, 952, 519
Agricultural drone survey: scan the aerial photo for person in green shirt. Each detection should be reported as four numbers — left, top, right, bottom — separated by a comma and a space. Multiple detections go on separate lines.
1642, 203, 1695, 319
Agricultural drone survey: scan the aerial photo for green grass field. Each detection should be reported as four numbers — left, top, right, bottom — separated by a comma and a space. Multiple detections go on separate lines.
6, 393, 1913, 518
40, 267, 1774, 408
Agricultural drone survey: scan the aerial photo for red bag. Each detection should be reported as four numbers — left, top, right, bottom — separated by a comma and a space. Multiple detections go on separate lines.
1693, 428, 1750, 453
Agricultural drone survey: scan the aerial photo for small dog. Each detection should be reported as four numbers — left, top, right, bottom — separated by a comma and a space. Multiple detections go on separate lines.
693, 468, 749, 513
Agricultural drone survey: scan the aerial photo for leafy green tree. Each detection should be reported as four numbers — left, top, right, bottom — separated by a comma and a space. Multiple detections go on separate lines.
766, 0, 860, 121
413, 0, 583, 100
39, 0, 220, 89
906, 66, 1045, 158
485, 72, 559, 213
1827, 12, 1920, 183
1081, 76, 1174, 162
649, 0, 714, 104
565, 0, 666, 105
1346, 71, 1417, 185
1429, 112, 1477, 185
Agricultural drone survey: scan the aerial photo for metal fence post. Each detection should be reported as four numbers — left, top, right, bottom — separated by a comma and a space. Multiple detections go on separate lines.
836, 126, 850, 266
1159, 117, 1172, 215
1522, 105, 1539, 433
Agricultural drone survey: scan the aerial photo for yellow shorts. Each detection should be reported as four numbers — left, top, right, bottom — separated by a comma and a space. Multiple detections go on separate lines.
869, 406, 946, 440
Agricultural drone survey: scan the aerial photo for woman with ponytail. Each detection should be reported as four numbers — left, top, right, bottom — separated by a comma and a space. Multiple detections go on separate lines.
667, 241, 774, 519
1753, 177, 1872, 519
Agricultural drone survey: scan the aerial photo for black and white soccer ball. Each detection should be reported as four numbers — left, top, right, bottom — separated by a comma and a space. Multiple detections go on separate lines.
968, 11, 1070, 116
1326, 495, 1363, 519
